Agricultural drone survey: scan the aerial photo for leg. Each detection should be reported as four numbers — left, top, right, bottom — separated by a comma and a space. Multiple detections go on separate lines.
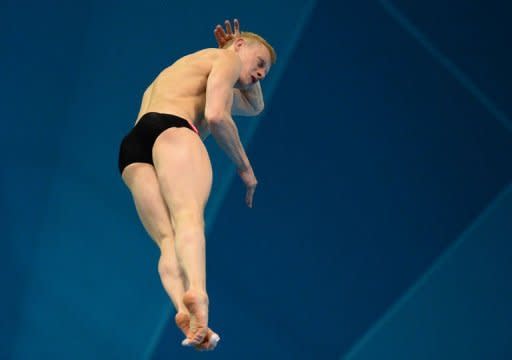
121, 163, 189, 314
122, 162, 220, 351
152, 127, 213, 345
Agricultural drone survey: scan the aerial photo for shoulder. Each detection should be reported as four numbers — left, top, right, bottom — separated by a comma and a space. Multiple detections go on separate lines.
186, 48, 241, 68
205, 48, 241, 67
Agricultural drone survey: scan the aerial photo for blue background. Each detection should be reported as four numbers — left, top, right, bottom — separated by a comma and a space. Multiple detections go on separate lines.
2, 0, 511, 359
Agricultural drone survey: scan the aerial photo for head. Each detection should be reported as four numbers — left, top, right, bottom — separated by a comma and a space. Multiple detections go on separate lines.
224, 32, 276, 88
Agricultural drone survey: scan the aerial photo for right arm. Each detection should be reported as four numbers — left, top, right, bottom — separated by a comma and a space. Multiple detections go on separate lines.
213, 19, 264, 117
204, 52, 250, 172
204, 51, 258, 207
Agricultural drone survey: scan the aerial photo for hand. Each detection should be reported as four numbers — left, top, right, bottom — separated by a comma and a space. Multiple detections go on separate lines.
238, 167, 257, 208
214, 19, 240, 48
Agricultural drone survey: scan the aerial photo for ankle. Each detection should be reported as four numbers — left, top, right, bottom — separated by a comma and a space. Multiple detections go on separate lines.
177, 308, 190, 316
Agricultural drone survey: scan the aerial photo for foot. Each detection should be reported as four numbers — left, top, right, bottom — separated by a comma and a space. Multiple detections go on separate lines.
192, 328, 221, 351
175, 311, 220, 351
174, 312, 190, 334
182, 290, 209, 345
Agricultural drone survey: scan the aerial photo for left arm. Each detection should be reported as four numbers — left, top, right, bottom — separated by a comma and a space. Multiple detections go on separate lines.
232, 81, 265, 116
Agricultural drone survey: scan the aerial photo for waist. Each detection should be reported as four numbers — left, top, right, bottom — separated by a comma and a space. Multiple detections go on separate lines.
136, 112, 199, 135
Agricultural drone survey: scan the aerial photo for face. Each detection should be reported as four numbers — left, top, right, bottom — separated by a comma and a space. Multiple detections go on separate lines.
235, 40, 271, 88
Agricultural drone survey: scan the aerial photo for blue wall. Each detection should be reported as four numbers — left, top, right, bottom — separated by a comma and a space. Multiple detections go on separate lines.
2, 0, 511, 359
345, 185, 512, 360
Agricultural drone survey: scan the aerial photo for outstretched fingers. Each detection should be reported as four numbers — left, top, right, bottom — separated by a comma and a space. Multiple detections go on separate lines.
224, 19, 233, 35
214, 25, 226, 47
233, 18, 240, 35
214, 19, 242, 48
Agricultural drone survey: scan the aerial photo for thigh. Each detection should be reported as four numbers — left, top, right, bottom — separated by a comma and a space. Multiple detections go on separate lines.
122, 163, 174, 247
152, 127, 213, 225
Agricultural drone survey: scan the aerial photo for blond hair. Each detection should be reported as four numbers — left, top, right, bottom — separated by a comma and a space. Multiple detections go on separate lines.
223, 31, 276, 64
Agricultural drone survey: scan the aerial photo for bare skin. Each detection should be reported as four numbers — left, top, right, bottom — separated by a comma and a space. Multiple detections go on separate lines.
121, 20, 272, 351
135, 46, 268, 140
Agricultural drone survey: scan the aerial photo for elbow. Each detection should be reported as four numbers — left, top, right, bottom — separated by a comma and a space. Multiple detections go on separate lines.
205, 111, 225, 127
253, 103, 264, 115
251, 98, 264, 115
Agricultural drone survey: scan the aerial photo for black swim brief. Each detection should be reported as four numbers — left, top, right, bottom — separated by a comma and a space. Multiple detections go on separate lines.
118, 112, 199, 174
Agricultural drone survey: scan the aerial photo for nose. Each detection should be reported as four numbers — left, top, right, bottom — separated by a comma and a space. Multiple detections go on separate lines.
256, 70, 265, 80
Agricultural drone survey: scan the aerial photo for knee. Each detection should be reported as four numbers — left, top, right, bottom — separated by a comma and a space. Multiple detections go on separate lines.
172, 211, 205, 234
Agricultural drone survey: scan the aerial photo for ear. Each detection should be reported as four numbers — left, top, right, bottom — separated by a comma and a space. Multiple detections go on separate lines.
233, 37, 245, 51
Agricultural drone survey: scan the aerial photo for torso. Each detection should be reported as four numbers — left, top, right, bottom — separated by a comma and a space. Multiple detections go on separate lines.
135, 48, 227, 140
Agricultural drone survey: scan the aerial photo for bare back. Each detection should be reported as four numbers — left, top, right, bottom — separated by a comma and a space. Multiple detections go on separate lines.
136, 48, 231, 139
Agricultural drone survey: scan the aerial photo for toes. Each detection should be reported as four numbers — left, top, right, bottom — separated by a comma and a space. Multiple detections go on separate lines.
181, 339, 192, 347
183, 331, 221, 351
194, 331, 220, 351
191, 328, 208, 345
183, 327, 208, 346
208, 333, 220, 349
